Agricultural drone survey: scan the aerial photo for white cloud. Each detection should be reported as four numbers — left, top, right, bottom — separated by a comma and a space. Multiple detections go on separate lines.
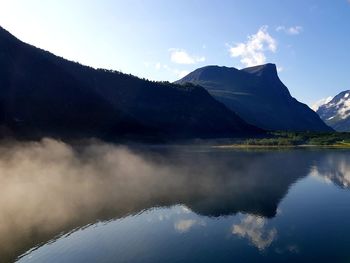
276, 26, 303, 35
143, 61, 151, 68
155, 62, 161, 70
232, 215, 277, 250
169, 48, 206, 64
173, 69, 190, 79
311, 96, 333, 111
228, 26, 277, 67
174, 219, 206, 233
161, 63, 189, 78
277, 66, 284, 73
142, 59, 191, 80
174, 219, 197, 233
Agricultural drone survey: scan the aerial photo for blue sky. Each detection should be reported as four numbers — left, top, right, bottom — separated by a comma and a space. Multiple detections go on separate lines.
0, 0, 349, 106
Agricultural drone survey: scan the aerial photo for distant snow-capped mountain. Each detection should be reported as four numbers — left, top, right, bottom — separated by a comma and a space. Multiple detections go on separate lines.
316, 90, 350, 131
311, 96, 333, 111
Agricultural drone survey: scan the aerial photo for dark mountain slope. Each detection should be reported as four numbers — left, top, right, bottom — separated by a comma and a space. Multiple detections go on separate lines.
0, 26, 260, 139
176, 64, 332, 132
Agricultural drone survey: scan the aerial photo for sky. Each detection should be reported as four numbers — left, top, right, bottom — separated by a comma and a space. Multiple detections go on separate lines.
0, 0, 349, 107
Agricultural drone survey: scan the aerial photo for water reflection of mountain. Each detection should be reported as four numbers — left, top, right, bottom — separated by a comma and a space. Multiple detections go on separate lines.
0, 140, 331, 262
311, 151, 350, 189
171, 150, 315, 218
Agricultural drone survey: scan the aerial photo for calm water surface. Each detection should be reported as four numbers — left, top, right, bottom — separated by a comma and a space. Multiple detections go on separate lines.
1, 140, 350, 263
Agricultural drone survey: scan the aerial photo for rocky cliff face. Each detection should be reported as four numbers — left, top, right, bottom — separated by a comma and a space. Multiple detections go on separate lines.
176, 64, 332, 132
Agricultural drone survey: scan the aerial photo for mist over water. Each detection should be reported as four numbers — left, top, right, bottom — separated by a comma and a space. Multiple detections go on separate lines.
0, 138, 178, 261
1, 139, 350, 262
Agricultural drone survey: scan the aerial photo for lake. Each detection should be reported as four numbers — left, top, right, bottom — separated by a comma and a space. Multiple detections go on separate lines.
1, 139, 350, 263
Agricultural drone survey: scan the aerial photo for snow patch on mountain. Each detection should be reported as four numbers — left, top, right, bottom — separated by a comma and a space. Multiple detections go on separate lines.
316, 90, 350, 131
337, 99, 350, 119
311, 96, 333, 111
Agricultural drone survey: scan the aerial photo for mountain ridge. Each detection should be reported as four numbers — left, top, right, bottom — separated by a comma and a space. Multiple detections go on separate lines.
176, 64, 333, 132
317, 90, 350, 131
0, 26, 261, 140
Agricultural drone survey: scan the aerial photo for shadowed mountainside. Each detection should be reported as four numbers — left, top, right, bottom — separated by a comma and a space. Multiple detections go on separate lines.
176, 64, 332, 132
0, 26, 260, 140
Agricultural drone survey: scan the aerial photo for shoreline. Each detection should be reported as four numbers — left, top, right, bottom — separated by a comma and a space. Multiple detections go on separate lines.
213, 144, 350, 149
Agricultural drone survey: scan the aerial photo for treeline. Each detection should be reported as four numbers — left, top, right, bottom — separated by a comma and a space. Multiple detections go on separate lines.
244, 132, 350, 146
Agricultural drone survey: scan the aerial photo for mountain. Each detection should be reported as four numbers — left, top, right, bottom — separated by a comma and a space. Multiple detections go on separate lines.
176, 64, 332, 132
316, 90, 350, 131
313, 151, 350, 189
0, 26, 260, 140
